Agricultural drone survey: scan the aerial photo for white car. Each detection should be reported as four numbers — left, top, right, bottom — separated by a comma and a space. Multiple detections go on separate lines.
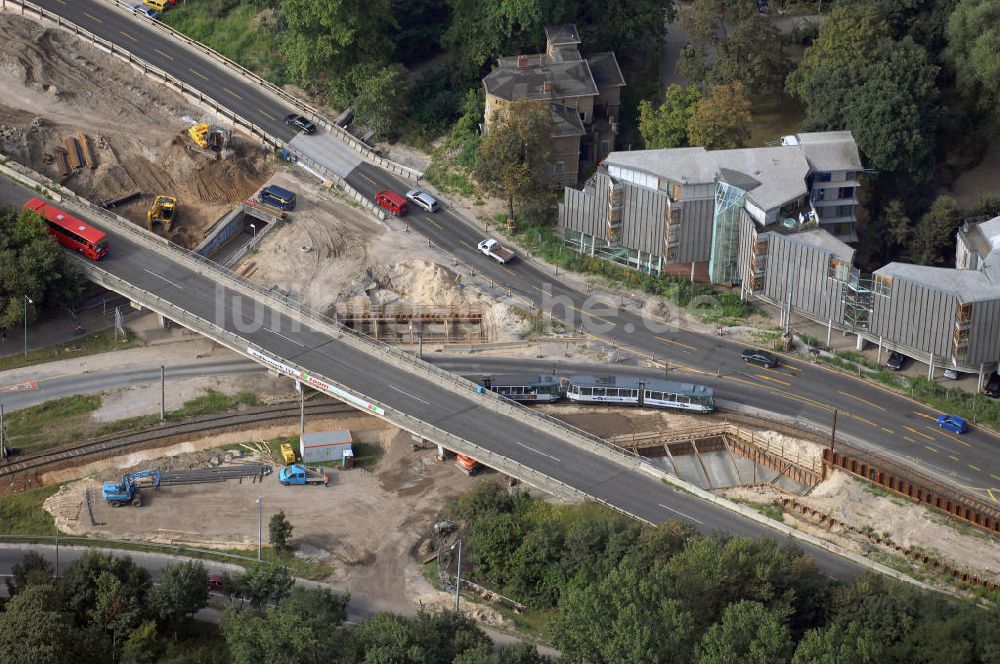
405, 188, 440, 213
942, 368, 959, 380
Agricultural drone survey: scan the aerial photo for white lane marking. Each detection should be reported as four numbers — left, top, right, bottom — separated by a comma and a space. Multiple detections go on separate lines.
516, 441, 561, 462
388, 384, 431, 405
143, 268, 182, 289
658, 502, 704, 525
266, 327, 304, 347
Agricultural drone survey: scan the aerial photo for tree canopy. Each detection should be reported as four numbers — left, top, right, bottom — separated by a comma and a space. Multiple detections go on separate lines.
945, 0, 1000, 132
639, 84, 702, 149
686, 82, 753, 150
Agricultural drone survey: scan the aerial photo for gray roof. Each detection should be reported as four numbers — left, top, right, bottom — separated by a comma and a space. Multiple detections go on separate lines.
968, 216, 1000, 282
545, 24, 581, 47
605, 145, 811, 212
586, 52, 625, 88
781, 228, 855, 263
782, 131, 862, 173
484, 57, 598, 101
551, 103, 586, 137
875, 262, 1000, 302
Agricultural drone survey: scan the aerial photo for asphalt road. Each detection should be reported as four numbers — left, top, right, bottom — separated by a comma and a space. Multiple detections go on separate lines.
27, 0, 1000, 499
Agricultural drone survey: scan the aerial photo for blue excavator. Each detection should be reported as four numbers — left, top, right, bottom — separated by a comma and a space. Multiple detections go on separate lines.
102, 469, 161, 507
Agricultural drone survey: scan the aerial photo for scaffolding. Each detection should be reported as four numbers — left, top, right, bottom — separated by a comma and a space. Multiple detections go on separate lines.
953, 301, 972, 362
663, 198, 680, 263
606, 180, 623, 242
709, 181, 746, 285
841, 267, 873, 331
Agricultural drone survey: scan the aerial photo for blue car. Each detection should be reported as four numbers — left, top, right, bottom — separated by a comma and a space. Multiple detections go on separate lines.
936, 414, 969, 434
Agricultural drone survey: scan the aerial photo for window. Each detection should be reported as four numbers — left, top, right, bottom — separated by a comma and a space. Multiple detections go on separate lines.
873, 274, 892, 296
593, 387, 606, 396
815, 188, 826, 201
839, 186, 854, 199
816, 172, 832, 182
554, 161, 565, 174
837, 205, 853, 217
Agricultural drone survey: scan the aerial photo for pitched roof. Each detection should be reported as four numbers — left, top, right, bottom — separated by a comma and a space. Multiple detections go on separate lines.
586, 52, 625, 88
545, 24, 581, 47
484, 57, 598, 101
875, 262, 1000, 302
551, 103, 586, 137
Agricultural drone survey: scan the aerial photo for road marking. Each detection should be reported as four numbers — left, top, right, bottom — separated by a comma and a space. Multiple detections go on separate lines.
658, 503, 704, 525
460, 240, 476, 251
655, 335, 696, 351
924, 445, 938, 453
880, 427, 894, 434
991, 474, 1000, 482
83, 11, 103, 23
751, 373, 792, 387
501, 266, 515, 276
428, 219, 443, 230
360, 173, 376, 184
516, 441, 560, 462
937, 430, 972, 448
914, 411, 938, 422
903, 425, 934, 441
903, 436, 916, 443
948, 454, 960, 462
154, 48, 174, 61
388, 384, 430, 405
223, 87, 243, 101
119, 30, 138, 43
846, 412, 879, 428
257, 108, 277, 121
143, 268, 182, 289
837, 390, 886, 411
969, 464, 982, 472
55, 0, 66, 4
266, 328, 304, 347
0, 380, 38, 393
189, 67, 210, 82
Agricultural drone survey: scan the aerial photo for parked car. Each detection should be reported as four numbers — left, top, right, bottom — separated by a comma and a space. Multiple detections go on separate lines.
130, 3, 159, 18
405, 188, 440, 213
886, 351, 906, 371
942, 367, 959, 380
936, 414, 969, 434
741, 348, 779, 368
984, 372, 1000, 398
208, 575, 224, 591
284, 114, 316, 134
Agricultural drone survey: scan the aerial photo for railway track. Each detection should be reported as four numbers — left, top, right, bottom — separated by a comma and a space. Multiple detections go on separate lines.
0, 401, 354, 482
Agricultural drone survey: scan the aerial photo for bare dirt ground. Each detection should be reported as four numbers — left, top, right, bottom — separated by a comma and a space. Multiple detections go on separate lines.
950, 141, 1000, 209
0, 13, 271, 247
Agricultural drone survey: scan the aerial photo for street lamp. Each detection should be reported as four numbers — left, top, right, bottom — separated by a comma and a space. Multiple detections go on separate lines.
249, 223, 257, 238
451, 539, 463, 613
23, 295, 33, 360
256, 495, 263, 561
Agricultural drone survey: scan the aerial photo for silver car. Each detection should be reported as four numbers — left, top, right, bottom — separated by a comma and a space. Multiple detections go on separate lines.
405, 188, 440, 213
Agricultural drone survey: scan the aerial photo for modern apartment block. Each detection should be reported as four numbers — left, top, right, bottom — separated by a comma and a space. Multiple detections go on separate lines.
483, 24, 625, 184
558, 131, 862, 281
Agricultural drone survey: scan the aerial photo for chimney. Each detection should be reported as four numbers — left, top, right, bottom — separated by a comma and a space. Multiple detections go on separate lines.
543, 80, 553, 93
517, 54, 528, 69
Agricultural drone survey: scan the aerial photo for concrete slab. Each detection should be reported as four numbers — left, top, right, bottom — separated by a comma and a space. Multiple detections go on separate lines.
699, 450, 741, 488
290, 131, 363, 179
670, 454, 710, 489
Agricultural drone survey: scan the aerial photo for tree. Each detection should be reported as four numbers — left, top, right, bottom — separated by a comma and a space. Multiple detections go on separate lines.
638, 85, 702, 149
149, 561, 209, 630
696, 600, 793, 664
278, 0, 396, 87
6, 550, 53, 596
475, 99, 554, 220
965, 194, 1000, 220
686, 82, 752, 149
91, 571, 145, 659
0, 584, 79, 664
907, 195, 961, 265
58, 551, 152, 628
269, 510, 294, 551
946, 0, 1000, 132
239, 564, 294, 609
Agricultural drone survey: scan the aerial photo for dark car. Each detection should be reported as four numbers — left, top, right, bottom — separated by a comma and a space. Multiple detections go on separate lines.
208, 575, 224, 590
985, 372, 1000, 398
284, 114, 316, 134
886, 351, 906, 371
741, 348, 779, 368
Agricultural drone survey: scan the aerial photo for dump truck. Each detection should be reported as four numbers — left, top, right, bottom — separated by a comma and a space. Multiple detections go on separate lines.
103, 468, 160, 507
455, 454, 480, 476
278, 464, 329, 486
477, 238, 515, 264
147, 195, 177, 231
280, 442, 297, 465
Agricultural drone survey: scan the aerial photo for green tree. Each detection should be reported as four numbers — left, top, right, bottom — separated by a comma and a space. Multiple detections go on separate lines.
149, 561, 210, 630
946, 0, 1000, 132
6, 550, 53, 596
121, 620, 159, 663
907, 195, 961, 265
686, 82, 752, 149
474, 99, 554, 220
345, 612, 420, 662
239, 564, 294, 609
638, 85, 703, 149
696, 600, 793, 664
0, 584, 78, 664
681, 0, 788, 91
792, 621, 886, 664
91, 571, 145, 659
966, 193, 1000, 220
58, 551, 152, 628
278, 0, 395, 87
339, 62, 408, 141
269, 510, 294, 551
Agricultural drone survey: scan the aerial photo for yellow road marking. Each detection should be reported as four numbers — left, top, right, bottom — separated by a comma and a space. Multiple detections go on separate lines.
83, 11, 103, 23
969, 464, 982, 472
655, 335, 696, 351
530, 284, 543, 293
880, 427, 894, 434
914, 411, 938, 422
991, 474, 1000, 482
948, 455, 960, 462
223, 87, 243, 101
189, 68, 210, 82
754, 364, 793, 378
903, 436, 916, 443
119, 30, 138, 43
360, 173, 375, 184
751, 373, 792, 387
428, 219, 443, 230
460, 240, 476, 251
847, 413, 879, 428
924, 445, 938, 453
154, 48, 174, 61
937, 430, 972, 448
571, 305, 614, 325
837, 390, 886, 411
903, 425, 934, 441
257, 108, 277, 121
502, 266, 515, 276
989, 489, 999, 503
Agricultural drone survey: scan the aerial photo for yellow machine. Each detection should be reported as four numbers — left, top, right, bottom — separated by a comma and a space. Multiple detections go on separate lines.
280, 443, 297, 465
147, 195, 177, 231
187, 123, 230, 153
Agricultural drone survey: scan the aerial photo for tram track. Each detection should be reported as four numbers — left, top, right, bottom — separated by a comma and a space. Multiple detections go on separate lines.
0, 401, 354, 487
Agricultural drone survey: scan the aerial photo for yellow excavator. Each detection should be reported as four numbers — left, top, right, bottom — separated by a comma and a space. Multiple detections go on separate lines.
147, 195, 177, 232
187, 123, 231, 158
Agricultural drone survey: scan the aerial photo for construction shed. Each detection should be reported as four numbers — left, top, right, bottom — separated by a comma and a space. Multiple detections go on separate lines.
300, 431, 354, 465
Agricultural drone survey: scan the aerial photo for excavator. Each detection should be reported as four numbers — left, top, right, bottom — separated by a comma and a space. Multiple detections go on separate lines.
186, 123, 231, 159
103, 468, 161, 507
147, 195, 177, 231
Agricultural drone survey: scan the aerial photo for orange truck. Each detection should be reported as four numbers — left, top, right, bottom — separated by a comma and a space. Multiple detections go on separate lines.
455, 454, 480, 476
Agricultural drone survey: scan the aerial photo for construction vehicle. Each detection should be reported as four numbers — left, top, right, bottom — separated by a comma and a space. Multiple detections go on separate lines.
455, 454, 480, 476
278, 463, 329, 486
103, 468, 161, 507
187, 123, 231, 159
147, 195, 177, 231
280, 442, 297, 465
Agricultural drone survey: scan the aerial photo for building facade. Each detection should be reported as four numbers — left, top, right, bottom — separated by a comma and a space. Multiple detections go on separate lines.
483, 24, 625, 184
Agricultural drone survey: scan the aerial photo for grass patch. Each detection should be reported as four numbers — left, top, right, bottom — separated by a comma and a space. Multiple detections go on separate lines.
6, 395, 102, 454
0, 328, 142, 371
0, 484, 60, 535
172, 389, 259, 419
423, 162, 477, 197
733, 498, 784, 523
212, 546, 332, 581
160, 0, 284, 82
